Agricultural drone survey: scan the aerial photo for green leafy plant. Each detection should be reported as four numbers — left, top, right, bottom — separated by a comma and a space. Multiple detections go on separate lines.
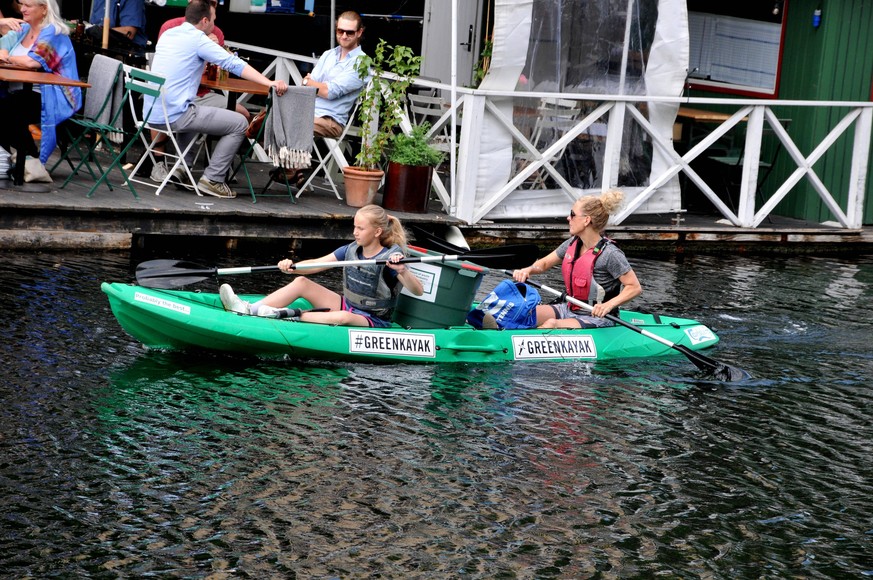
387, 123, 444, 167
473, 38, 493, 88
353, 39, 422, 171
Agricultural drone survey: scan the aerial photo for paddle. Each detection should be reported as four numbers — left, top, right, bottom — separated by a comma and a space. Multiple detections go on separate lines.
502, 271, 750, 382
135, 253, 509, 289
410, 225, 541, 269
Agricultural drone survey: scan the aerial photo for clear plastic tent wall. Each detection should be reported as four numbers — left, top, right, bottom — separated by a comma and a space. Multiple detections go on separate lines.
473, 0, 688, 221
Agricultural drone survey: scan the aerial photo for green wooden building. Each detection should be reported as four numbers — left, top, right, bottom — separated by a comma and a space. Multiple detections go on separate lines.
686, 0, 873, 226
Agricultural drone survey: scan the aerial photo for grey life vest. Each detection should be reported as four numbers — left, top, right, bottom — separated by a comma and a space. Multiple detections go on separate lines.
341, 242, 401, 319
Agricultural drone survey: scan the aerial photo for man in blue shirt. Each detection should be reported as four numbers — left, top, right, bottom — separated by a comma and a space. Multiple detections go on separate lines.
301, 10, 366, 139
275, 10, 365, 185
89, 0, 148, 48
144, 0, 287, 198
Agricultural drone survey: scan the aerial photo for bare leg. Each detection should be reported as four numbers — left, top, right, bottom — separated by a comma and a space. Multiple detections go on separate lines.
534, 304, 557, 327
539, 317, 582, 329
261, 277, 340, 310
235, 103, 252, 122
299, 310, 371, 326
261, 277, 372, 327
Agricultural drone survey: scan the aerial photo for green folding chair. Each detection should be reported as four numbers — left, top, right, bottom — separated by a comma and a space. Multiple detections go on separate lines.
51, 55, 126, 190
86, 67, 200, 198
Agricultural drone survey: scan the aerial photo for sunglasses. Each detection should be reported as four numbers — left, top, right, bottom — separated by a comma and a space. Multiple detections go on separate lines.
336, 28, 358, 36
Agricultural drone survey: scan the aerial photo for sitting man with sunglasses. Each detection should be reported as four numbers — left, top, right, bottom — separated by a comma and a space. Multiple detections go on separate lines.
304, 10, 366, 139
275, 10, 365, 186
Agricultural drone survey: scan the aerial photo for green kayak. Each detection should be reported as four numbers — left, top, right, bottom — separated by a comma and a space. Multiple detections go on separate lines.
101, 282, 721, 364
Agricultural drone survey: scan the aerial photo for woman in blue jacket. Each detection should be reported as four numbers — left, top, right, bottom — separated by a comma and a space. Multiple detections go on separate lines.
0, 0, 81, 176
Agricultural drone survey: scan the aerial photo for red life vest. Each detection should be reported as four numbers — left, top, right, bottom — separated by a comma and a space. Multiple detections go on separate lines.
561, 237, 615, 310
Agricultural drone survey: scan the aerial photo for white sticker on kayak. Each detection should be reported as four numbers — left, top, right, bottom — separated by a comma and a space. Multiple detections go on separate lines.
134, 291, 191, 315
685, 325, 717, 345
512, 335, 597, 360
348, 330, 436, 358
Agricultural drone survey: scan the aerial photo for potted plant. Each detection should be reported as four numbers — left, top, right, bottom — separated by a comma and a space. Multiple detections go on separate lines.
383, 123, 445, 213
343, 39, 421, 207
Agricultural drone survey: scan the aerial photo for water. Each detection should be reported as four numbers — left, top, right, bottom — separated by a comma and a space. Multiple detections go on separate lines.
2, 250, 872, 578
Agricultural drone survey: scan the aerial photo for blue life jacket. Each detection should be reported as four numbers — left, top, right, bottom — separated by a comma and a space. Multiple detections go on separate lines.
466, 280, 540, 329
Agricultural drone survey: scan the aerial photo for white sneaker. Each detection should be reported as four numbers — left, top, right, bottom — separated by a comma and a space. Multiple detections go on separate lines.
150, 161, 169, 182
150, 160, 185, 180
254, 305, 283, 318
252, 305, 301, 320
219, 284, 251, 315
198, 177, 236, 199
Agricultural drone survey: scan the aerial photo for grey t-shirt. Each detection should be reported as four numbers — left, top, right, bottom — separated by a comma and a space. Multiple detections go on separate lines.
555, 237, 632, 298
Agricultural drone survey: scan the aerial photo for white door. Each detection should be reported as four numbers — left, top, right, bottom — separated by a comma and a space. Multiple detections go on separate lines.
420, 0, 485, 88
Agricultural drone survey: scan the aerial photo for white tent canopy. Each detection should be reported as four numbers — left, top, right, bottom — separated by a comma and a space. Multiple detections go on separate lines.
454, 0, 689, 222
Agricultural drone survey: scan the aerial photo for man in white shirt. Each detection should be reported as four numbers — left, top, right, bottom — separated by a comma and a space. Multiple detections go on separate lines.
144, 0, 287, 198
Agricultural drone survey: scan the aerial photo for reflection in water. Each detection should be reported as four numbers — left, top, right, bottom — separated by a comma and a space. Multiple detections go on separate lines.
1, 251, 872, 576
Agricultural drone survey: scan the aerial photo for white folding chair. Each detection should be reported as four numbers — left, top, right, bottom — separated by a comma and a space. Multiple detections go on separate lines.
122, 66, 201, 196
406, 92, 452, 154
296, 101, 361, 200
517, 97, 582, 189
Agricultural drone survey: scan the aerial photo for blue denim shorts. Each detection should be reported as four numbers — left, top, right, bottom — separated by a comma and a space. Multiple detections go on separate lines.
549, 302, 615, 329
342, 298, 391, 328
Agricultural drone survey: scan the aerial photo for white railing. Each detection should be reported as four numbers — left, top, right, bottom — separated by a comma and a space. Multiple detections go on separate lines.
228, 41, 872, 228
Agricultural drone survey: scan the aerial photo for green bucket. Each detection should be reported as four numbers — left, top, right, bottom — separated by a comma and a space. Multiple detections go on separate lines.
393, 248, 484, 329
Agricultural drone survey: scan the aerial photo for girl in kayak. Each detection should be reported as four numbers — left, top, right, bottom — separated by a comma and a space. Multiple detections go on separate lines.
512, 190, 642, 329
219, 204, 424, 327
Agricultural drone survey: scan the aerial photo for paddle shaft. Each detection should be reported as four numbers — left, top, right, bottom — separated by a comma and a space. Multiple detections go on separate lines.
501, 270, 746, 378
135, 254, 505, 288
522, 277, 680, 351
216, 254, 478, 276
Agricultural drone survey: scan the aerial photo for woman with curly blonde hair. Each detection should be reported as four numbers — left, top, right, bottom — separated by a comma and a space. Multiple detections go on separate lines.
513, 189, 642, 328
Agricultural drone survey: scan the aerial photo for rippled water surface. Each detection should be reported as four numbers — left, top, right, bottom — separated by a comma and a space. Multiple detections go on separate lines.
1, 250, 872, 578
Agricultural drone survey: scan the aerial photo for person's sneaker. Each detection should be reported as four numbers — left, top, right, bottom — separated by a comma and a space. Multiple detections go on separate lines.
149, 160, 170, 183
252, 305, 302, 320
219, 284, 251, 315
168, 166, 194, 190
198, 177, 236, 199
151, 161, 192, 188
254, 305, 283, 318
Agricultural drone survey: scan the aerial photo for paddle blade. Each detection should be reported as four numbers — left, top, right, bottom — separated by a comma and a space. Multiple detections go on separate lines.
411, 225, 467, 253
707, 363, 752, 382
410, 225, 541, 269
674, 345, 751, 382
480, 244, 541, 269
135, 259, 217, 289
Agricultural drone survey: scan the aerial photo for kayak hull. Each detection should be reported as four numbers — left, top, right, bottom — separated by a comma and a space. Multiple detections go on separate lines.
102, 282, 721, 364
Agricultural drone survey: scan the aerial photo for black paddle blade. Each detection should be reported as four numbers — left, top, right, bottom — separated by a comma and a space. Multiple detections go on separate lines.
410, 225, 541, 269
410, 225, 467, 253
675, 345, 751, 382
466, 245, 541, 269
135, 259, 217, 289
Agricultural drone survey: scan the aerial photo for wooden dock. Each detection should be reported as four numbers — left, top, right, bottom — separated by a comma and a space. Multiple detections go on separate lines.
2, 149, 872, 254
